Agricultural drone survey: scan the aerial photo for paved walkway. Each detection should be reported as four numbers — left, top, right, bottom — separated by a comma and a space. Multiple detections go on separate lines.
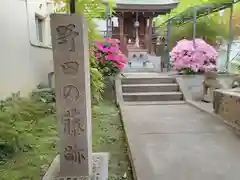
121, 103, 240, 180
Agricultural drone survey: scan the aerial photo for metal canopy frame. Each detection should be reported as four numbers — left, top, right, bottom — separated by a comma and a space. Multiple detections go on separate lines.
159, 2, 237, 27
160, 0, 240, 72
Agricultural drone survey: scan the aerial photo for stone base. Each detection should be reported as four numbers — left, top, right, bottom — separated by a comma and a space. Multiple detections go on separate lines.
213, 89, 240, 131
42, 153, 108, 180
202, 94, 212, 103
202, 88, 214, 103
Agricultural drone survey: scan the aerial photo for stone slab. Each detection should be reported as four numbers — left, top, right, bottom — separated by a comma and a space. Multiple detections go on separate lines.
123, 101, 186, 105
122, 104, 228, 134
139, 133, 240, 180
49, 153, 108, 180
121, 104, 240, 180
213, 89, 240, 131
91, 152, 108, 180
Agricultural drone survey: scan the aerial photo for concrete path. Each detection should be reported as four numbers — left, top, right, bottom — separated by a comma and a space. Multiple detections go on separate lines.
121, 103, 240, 180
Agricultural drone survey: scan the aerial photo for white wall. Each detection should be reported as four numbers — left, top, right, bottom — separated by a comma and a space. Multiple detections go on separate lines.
93, 17, 118, 35
26, 0, 53, 87
0, 0, 120, 99
0, 0, 53, 99
26, 0, 53, 46
0, 0, 33, 99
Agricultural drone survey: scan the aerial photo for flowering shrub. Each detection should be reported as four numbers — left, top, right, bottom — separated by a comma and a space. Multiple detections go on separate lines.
93, 38, 128, 76
171, 39, 218, 74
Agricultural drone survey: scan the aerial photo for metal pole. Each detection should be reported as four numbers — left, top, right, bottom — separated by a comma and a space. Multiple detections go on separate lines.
70, 0, 75, 14
193, 8, 197, 48
106, 4, 109, 37
225, 1, 234, 72
167, 20, 172, 71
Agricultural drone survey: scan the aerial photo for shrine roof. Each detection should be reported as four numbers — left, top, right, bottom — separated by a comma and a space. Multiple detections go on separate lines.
115, 0, 178, 5
105, 0, 179, 12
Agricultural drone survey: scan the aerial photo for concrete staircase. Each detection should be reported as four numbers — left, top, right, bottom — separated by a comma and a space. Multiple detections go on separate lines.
121, 76, 184, 103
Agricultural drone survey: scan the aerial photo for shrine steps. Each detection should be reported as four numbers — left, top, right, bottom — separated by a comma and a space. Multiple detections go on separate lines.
123, 101, 186, 105
122, 83, 179, 93
126, 44, 147, 57
122, 77, 176, 84
123, 92, 183, 101
121, 76, 184, 102
127, 46, 147, 52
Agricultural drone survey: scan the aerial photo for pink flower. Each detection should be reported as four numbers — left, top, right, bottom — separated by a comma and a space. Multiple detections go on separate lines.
96, 44, 105, 51
171, 38, 218, 73
95, 53, 101, 60
105, 54, 127, 63
92, 38, 128, 76
118, 55, 128, 63
104, 38, 113, 43
101, 47, 110, 53
114, 62, 125, 70
105, 54, 115, 60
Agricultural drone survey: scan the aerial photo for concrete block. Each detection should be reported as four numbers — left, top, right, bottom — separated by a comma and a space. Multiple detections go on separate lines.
213, 89, 240, 131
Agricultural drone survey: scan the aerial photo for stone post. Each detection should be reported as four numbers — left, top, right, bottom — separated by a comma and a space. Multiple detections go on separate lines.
50, 14, 92, 178
50, 14, 108, 180
119, 16, 124, 44
144, 18, 149, 50
148, 17, 153, 54
119, 15, 125, 55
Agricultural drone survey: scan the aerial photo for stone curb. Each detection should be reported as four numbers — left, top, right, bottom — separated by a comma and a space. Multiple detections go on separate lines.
42, 153, 109, 180
42, 155, 60, 180
117, 103, 138, 180
114, 75, 137, 180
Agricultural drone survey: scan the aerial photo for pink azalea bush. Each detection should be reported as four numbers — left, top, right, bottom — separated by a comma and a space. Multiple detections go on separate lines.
92, 38, 128, 76
171, 39, 218, 74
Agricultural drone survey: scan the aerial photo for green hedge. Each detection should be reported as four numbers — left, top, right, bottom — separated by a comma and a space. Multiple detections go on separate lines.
0, 91, 54, 164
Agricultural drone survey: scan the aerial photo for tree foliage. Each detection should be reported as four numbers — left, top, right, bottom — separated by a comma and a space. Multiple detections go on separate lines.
157, 0, 235, 23
54, 0, 115, 41
155, 0, 239, 48
167, 18, 228, 48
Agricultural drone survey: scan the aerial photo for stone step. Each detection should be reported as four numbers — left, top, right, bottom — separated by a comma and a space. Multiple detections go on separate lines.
122, 83, 179, 93
128, 52, 148, 59
127, 49, 147, 52
128, 48, 148, 52
124, 101, 186, 105
123, 92, 183, 102
127, 44, 146, 49
122, 77, 176, 84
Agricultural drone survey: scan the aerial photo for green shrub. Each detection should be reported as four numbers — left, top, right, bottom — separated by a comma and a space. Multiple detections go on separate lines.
90, 53, 105, 103
31, 87, 56, 104
32, 66, 104, 104
0, 92, 53, 163
0, 144, 14, 165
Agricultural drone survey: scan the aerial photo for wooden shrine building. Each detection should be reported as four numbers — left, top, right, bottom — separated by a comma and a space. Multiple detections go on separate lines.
109, 0, 178, 56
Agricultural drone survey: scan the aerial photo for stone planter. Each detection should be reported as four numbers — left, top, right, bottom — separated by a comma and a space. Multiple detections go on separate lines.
176, 75, 205, 101
176, 74, 236, 101
213, 89, 240, 131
